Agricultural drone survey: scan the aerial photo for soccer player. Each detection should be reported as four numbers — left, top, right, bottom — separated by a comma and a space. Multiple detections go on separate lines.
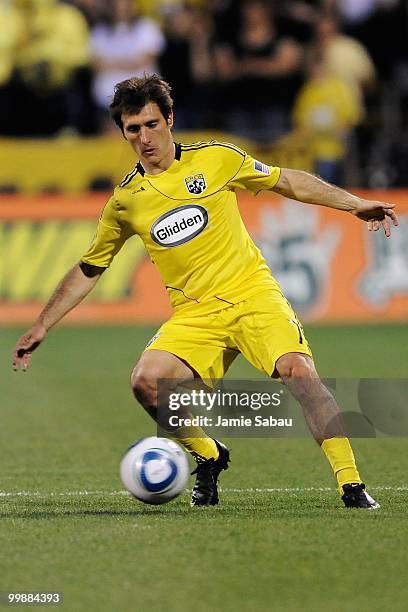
13, 75, 398, 509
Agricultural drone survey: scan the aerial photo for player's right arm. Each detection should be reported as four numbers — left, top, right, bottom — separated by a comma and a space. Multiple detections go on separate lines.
13, 191, 133, 371
12, 263, 104, 371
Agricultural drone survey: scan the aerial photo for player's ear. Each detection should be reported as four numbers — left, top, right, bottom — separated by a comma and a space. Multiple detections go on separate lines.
167, 112, 174, 129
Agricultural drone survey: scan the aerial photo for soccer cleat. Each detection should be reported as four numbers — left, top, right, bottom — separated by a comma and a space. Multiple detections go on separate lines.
341, 483, 380, 509
190, 439, 230, 506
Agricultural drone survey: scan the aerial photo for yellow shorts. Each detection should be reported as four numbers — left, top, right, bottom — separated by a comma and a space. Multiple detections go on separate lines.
145, 288, 313, 382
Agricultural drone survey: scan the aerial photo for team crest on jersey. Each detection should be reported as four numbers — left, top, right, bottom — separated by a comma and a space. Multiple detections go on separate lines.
184, 173, 207, 195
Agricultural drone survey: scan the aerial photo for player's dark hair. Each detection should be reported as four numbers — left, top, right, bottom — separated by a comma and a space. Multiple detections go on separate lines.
110, 74, 173, 131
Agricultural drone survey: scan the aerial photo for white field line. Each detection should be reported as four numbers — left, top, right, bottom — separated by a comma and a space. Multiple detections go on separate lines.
1, 486, 408, 498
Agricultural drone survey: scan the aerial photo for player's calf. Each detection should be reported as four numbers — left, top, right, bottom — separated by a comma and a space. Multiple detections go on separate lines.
275, 352, 374, 508
131, 349, 195, 421
276, 353, 345, 442
130, 351, 227, 488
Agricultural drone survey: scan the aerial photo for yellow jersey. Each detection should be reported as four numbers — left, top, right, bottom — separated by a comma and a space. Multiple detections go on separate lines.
292, 75, 361, 161
81, 141, 282, 313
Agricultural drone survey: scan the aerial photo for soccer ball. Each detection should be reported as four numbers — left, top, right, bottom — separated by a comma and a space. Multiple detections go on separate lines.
120, 437, 189, 505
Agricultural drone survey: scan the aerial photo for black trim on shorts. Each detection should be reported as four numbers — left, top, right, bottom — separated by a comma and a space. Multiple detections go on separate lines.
79, 261, 107, 277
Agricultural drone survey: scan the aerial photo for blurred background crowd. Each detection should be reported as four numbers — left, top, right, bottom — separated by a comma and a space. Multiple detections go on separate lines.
1, 0, 407, 186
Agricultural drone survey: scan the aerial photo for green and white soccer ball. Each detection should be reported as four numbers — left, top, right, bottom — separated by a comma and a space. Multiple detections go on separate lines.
120, 437, 189, 505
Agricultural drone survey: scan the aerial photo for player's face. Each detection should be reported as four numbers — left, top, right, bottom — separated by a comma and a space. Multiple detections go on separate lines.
122, 103, 174, 170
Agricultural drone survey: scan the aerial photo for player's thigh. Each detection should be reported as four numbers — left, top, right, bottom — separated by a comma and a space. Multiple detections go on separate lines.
235, 289, 313, 377
143, 313, 238, 384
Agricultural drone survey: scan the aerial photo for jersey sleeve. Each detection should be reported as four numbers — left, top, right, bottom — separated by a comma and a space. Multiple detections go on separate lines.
228, 152, 281, 195
81, 194, 131, 267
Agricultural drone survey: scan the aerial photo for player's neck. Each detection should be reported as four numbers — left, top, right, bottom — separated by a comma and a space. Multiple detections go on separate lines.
139, 141, 176, 176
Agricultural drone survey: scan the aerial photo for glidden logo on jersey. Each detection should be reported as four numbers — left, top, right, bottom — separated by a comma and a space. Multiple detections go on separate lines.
150, 205, 209, 247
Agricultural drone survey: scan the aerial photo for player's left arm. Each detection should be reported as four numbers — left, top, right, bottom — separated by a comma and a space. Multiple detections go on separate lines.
271, 168, 399, 237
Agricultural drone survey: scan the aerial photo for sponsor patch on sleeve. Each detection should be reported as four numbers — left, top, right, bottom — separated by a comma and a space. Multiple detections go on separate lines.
254, 160, 270, 175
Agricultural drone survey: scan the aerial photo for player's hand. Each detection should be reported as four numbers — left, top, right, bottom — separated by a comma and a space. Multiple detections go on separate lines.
12, 323, 47, 372
351, 200, 399, 237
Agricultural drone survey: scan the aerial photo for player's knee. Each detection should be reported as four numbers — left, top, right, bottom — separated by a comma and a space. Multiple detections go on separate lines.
276, 353, 316, 380
131, 365, 158, 408
276, 354, 320, 403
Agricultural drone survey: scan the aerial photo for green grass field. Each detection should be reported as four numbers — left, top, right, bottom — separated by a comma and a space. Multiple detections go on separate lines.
2, 324, 408, 611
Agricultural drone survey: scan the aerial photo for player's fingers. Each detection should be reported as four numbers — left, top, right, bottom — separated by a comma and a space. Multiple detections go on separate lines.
12, 338, 31, 370
385, 208, 399, 225
12, 344, 26, 370
372, 220, 380, 231
12, 350, 21, 371
382, 216, 391, 237
22, 351, 31, 372
367, 220, 373, 231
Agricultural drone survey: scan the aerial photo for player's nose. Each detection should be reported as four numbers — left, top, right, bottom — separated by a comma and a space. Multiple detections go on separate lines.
140, 127, 150, 144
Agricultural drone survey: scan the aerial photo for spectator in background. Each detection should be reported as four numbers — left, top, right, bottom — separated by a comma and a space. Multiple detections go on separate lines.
335, 0, 405, 82
67, 0, 109, 28
90, 0, 165, 130
304, 13, 377, 185
159, 5, 214, 129
0, 1, 25, 135
136, 0, 186, 19
1, 0, 91, 137
211, 0, 242, 47
292, 51, 362, 184
327, 0, 382, 74
313, 13, 376, 110
214, 0, 302, 143
277, 0, 323, 43
333, 0, 377, 25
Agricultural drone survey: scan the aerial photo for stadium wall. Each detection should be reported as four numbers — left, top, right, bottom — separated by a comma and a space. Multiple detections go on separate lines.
1, 190, 407, 324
